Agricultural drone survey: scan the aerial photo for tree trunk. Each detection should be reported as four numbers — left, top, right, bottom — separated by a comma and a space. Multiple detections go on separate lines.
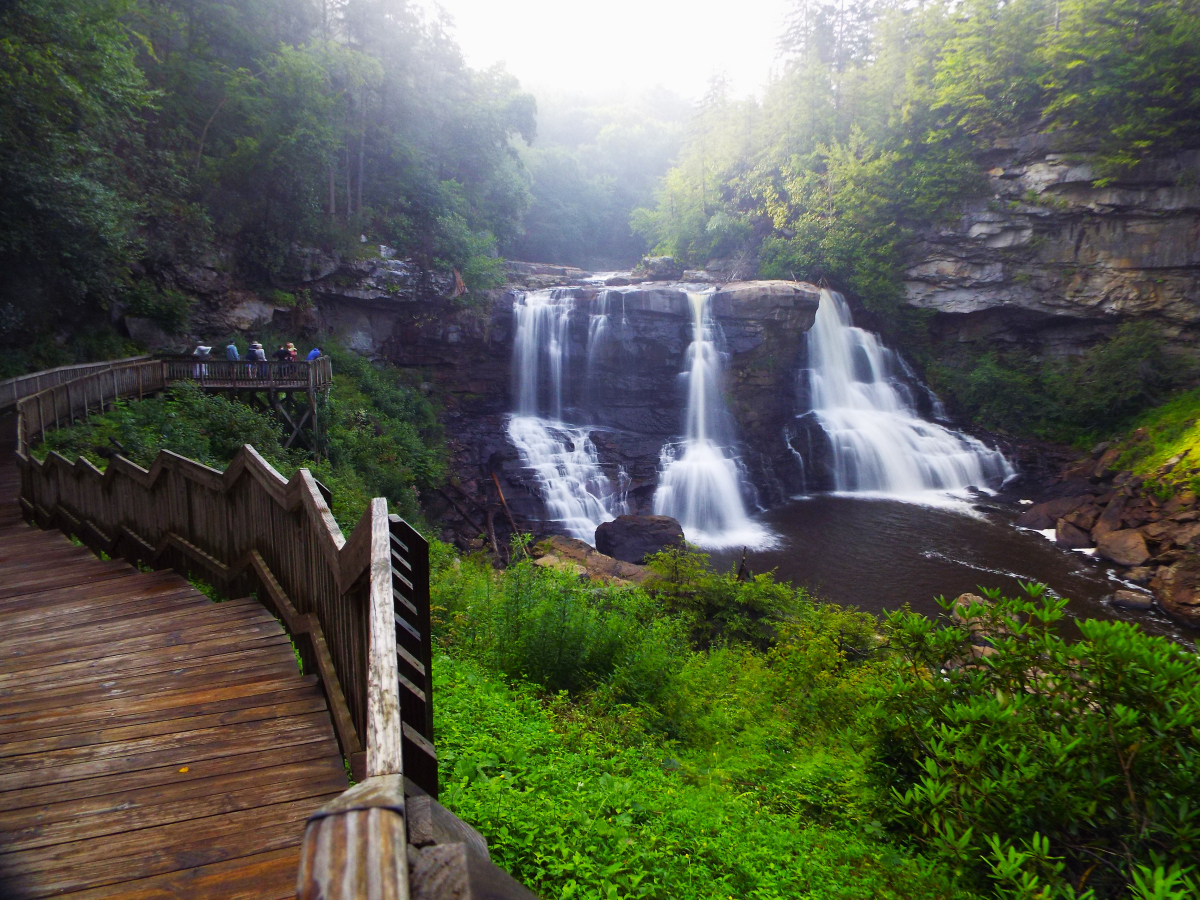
329, 163, 337, 220
357, 90, 366, 217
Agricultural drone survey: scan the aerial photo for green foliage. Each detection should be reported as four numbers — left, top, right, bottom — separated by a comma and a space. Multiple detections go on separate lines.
507, 90, 688, 268
931, 322, 1187, 442
0, 0, 155, 349
873, 584, 1200, 898
33, 339, 445, 529
1101, 387, 1200, 489
317, 343, 445, 523
435, 654, 964, 900
38, 381, 283, 469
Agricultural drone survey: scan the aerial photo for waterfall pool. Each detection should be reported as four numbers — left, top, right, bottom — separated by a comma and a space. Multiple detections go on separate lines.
707, 495, 1192, 643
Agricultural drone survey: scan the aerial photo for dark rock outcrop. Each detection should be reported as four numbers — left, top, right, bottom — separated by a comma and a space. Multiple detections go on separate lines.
595, 515, 685, 564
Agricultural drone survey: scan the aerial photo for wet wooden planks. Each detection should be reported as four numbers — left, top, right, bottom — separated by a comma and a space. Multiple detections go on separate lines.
0, 416, 348, 899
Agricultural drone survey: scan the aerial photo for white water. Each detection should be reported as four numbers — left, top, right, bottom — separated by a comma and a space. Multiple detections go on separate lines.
654, 293, 773, 549
805, 289, 1012, 498
508, 290, 627, 543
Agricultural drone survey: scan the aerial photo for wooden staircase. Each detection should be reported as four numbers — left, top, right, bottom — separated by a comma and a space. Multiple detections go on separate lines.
0, 416, 349, 898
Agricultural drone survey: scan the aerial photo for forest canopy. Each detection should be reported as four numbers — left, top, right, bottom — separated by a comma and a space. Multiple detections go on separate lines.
634, 0, 1200, 315
0, 0, 538, 366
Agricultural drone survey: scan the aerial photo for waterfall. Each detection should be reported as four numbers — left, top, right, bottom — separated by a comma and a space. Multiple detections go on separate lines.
653, 292, 772, 549
804, 289, 1012, 497
508, 290, 627, 543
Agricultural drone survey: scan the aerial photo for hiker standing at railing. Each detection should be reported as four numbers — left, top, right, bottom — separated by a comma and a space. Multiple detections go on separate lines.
306, 347, 322, 362
193, 343, 212, 378
250, 341, 267, 378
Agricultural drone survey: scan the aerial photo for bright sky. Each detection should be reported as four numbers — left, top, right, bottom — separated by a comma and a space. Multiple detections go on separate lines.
421, 0, 793, 102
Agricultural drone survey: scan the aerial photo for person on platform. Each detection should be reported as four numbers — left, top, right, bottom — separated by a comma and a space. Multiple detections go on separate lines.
305, 347, 322, 362
192, 342, 211, 377
272, 344, 290, 361
286, 342, 298, 361
225, 340, 240, 361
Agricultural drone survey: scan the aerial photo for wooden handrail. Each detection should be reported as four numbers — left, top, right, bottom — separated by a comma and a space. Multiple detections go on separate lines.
0, 356, 150, 412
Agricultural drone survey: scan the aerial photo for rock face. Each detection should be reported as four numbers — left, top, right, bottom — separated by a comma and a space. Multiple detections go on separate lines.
904, 139, 1200, 354
595, 515, 685, 564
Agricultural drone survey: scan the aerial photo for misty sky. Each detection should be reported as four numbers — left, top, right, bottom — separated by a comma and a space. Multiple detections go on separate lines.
421, 0, 792, 101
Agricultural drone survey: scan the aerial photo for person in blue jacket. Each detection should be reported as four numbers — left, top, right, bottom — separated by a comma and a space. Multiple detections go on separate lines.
305, 347, 322, 362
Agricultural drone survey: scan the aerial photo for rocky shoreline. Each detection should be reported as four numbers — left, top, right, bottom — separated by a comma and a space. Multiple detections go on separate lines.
1015, 442, 1200, 627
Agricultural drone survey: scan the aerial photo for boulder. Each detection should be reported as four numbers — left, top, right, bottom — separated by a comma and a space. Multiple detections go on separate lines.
1055, 519, 1092, 549
1150, 557, 1200, 626
632, 256, 684, 281
1125, 566, 1155, 585
1091, 495, 1128, 541
533, 536, 650, 584
1015, 495, 1088, 530
1111, 589, 1154, 611
1096, 529, 1151, 567
1063, 503, 1100, 531
595, 515, 685, 564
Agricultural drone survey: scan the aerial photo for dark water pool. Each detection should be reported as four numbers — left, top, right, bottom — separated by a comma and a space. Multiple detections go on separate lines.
707, 495, 1193, 644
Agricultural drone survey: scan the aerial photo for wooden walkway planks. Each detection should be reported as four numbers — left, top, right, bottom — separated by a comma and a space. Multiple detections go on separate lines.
0, 415, 348, 899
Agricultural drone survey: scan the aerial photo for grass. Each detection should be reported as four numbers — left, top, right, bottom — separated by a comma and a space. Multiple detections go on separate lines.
1113, 387, 1200, 488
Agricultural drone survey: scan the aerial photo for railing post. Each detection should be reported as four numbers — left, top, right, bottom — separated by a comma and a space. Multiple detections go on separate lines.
299, 498, 410, 900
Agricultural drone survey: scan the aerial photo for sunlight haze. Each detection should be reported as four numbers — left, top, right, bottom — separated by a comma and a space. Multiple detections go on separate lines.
422, 0, 791, 100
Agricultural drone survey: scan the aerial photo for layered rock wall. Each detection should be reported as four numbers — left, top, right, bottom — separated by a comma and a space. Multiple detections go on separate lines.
904, 139, 1200, 355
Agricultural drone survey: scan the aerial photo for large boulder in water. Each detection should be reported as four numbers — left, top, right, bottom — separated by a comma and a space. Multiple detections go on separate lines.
595, 515, 685, 564
1096, 529, 1150, 567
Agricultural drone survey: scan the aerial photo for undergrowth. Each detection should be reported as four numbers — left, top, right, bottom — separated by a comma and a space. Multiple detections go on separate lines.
431, 543, 1200, 900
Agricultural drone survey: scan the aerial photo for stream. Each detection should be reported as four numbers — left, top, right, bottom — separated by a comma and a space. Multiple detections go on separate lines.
707, 495, 1191, 643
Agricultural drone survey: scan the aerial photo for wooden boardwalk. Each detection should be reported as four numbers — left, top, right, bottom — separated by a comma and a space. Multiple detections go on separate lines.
0, 418, 348, 898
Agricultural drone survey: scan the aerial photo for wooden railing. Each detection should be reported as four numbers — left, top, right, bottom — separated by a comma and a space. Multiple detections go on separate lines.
161, 356, 333, 391
0, 356, 150, 412
14, 357, 333, 455
12, 358, 536, 900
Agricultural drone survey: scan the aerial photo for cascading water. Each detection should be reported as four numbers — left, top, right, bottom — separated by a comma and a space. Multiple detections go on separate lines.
803, 289, 1012, 497
653, 292, 772, 549
508, 290, 627, 543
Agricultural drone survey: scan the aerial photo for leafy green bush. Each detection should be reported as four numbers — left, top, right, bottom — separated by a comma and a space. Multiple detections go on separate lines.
931, 322, 1187, 443
435, 654, 965, 900
38, 382, 284, 469
872, 586, 1200, 899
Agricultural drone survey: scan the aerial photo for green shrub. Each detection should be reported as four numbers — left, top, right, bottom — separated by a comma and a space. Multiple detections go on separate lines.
872, 585, 1200, 899
931, 323, 1188, 443
38, 381, 284, 469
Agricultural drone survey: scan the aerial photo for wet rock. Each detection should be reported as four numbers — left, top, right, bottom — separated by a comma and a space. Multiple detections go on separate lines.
1015, 495, 1088, 530
1093, 447, 1123, 480
1150, 557, 1200, 626
533, 535, 650, 584
1125, 566, 1155, 585
1062, 504, 1100, 531
1091, 495, 1128, 541
595, 515, 685, 564
1111, 589, 1154, 611
1055, 519, 1092, 549
1096, 529, 1151, 567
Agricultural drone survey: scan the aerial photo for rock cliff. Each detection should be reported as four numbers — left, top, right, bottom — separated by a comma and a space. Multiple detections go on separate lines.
904, 139, 1200, 355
